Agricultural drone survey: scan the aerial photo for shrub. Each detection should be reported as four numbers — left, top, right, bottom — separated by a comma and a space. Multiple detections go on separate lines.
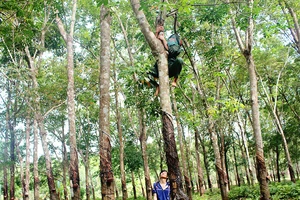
228, 181, 300, 200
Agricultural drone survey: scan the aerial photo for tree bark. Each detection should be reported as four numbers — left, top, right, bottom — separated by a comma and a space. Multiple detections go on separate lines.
99, 3, 115, 200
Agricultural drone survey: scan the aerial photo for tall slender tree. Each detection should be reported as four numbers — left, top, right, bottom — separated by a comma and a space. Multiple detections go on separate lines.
56, 0, 81, 198
226, 0, 271, 198
99, 2, 115, 199
130, 1, 188, 199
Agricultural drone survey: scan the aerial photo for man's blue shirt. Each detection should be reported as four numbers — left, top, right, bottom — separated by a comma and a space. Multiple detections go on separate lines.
153, 181, 170, 200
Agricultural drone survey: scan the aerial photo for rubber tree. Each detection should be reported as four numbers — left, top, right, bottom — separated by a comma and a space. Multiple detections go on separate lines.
99, 2, 115, 199
130, 1, 188, 199
226, 0, 271, 198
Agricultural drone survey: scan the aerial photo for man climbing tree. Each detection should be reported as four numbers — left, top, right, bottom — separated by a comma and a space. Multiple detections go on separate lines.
148, 31, 184, 96
130, 1, 188, 199
146, 14, 184, 96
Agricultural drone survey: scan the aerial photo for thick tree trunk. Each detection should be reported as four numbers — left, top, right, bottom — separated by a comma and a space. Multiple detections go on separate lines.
99, 4, 115, 200
247, 54, 270, 199
171, 89, 192, 200
138, 109, 152, 200
162, 112, 187, 200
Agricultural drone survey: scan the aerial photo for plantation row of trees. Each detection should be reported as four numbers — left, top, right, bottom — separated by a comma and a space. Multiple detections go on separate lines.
0, 0, 299, 200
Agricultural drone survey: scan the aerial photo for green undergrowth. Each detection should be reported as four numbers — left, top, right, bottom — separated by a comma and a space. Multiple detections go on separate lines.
227, 180, 300, 200
191, 180, 300, 200
122, 181, 300, 200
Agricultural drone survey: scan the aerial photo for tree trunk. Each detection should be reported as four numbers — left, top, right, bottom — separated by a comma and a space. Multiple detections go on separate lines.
113, 65, 128, 200
3, 109, 9, 200
237, 113, 254, 185
55, 1, 80, 198
275, 146, 281, 182
130, 1, 187, 199
232, 142, 240, 186
7, 82, 16, 200
99, 4, 115, 200
194, 129, 205, 195
138, 172, 146, 198
62, 121, 69, 200
248, 54, 270, 199
131, 171, 137, 199
16, 143, 25, 200
236, 131, 250, 185
219, 129, 229, 193
24, 114, 31, 200
33, 118, 40, 199
208, 119, 228, 200
199, 134, 212, 192
171, 88, 192, 200
138, 109, 152, 200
